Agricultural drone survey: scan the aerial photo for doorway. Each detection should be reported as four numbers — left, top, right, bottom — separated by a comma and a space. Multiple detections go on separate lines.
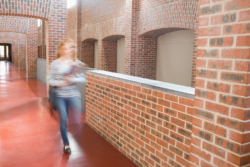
0, 44, 11, 61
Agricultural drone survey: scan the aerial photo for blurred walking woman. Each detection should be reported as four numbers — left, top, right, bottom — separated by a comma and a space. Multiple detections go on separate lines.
48, 38, 85, 154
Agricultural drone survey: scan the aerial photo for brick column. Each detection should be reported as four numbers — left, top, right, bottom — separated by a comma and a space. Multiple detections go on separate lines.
48, 0, 67, 63
191, 0, 250, 166
27, 18, 38, 78
124, 0, 138, 76
42, 20, 46, 59
19, 34, 26, 70
76, 0, 82, 60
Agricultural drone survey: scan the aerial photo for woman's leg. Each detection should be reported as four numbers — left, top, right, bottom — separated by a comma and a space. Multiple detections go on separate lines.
57, 97, 70, 146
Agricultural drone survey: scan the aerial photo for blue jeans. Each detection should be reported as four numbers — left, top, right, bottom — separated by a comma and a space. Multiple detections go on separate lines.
57, 96, 82, 146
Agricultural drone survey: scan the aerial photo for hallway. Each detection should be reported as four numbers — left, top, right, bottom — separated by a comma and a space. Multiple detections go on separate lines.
0, 61, 136, 167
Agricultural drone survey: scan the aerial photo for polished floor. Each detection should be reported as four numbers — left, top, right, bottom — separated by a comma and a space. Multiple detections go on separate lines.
0, 61, 136, 167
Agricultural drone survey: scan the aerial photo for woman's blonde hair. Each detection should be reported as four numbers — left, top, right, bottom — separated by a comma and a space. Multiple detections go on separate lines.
56, 38, 77, 61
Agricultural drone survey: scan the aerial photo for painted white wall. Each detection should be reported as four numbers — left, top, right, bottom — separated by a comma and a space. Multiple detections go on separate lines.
117, 37, 125, 74
37, 58, 47, 84
94, 41, 98, 69
156, 30, 194, 87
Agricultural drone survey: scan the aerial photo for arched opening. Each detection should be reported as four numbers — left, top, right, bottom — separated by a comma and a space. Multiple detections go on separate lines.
156, 30, 194, 87
102, 35, 125, 73
139, 28, 194, 87
82, 38, 98, 69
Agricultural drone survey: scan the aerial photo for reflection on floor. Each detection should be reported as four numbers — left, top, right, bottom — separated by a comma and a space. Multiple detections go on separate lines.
0, 61, 136, 167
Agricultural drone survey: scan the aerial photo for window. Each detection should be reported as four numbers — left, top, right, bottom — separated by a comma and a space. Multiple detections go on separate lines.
37, 19, 42, 27
67, 0, 76, 8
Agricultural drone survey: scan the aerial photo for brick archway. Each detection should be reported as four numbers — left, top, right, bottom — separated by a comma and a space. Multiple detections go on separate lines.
0, 32, 27, 70
0, 38, 18, 64
0, 0, 67, 78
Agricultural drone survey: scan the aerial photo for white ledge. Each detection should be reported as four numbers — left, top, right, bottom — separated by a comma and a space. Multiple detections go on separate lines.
87, 70, 195, 99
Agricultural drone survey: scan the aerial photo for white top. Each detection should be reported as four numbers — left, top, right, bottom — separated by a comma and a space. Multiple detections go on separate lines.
47, 59, 86, 97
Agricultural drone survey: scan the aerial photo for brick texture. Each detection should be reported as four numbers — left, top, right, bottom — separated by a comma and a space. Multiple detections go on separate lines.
86, 73, 194, 167
81, 39, 96, 68
193, 0, 250, 166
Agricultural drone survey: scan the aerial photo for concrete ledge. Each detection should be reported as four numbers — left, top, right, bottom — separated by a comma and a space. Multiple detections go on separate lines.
87, 70, 195, 99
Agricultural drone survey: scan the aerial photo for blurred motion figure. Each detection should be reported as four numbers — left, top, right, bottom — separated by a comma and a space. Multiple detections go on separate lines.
47, 38, 86, 154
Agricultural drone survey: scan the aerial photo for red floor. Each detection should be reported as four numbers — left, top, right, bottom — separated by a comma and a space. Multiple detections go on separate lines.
0, 61, 137, 167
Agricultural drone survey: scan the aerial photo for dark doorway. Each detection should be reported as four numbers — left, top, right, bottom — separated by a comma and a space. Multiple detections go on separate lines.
0, 44, 11, 61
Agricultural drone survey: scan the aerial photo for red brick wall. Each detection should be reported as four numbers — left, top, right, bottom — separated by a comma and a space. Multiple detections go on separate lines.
81, 39, 96, 68
0, 16, 29, 33
191, 0, 250, 166
80, 0, 125, 24
86, 73, 194, 167
133, 36, 157, 80
82, 1, 250, 166
102, 39, 118, 72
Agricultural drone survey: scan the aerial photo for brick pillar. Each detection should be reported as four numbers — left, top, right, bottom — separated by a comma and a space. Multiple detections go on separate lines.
135, 36, 157, 80
42, 20, 46, 59
48, 0, 67, 64
98, 39, 103, 70
19, 34, 26, 70
27, 18, 38, 78
124, 0, 157, 80
124, 0, 138, 76
11, 40, 18, 65
191, 0, 250, 166
76, 0, 82, 60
